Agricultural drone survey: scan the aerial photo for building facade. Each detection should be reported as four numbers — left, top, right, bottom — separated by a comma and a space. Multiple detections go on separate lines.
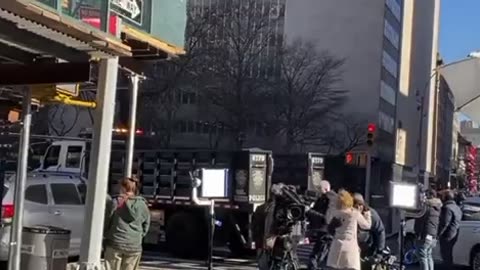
432, 74, 455, 187
394, 0, 441, 185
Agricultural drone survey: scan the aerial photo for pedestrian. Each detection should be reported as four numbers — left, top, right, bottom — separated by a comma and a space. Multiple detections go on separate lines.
353, 193, 386, 258
438, 190, 462, 268
326, 190, 372, 270
414, 189, 442, 270
251, 191, 275, 270
104, 177, 151, 270
307, 180, 337, 270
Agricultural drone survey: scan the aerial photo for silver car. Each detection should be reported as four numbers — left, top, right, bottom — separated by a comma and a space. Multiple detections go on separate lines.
0, 172, 86, 261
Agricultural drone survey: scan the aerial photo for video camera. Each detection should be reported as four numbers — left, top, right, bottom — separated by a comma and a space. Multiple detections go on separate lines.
271, 184, 309, 232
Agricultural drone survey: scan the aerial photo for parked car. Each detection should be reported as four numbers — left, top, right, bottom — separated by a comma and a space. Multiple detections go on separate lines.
0, 172, 86, 261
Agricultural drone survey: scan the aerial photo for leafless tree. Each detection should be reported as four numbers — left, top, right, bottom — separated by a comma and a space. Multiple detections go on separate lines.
321, 115, 369, 154
190, 0, 277, 148
268, 41, 348, 152
48, 104, 79, 136
139, 5, 215, 148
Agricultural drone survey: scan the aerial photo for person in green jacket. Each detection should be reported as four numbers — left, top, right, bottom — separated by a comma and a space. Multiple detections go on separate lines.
104, 177, 151, 270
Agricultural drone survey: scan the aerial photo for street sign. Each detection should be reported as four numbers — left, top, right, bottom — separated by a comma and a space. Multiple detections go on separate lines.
111, 0, 143, 26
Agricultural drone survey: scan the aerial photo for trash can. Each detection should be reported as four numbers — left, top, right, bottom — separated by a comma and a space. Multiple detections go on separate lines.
20, 226, 71, 270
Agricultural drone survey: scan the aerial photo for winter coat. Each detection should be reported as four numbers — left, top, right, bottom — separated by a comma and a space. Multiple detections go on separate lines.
308, 191, 337, 233
326, 208, 372, 270
414, 198, 442, 240
357, 208, 386, 253
438, 200, 462, 241
104, 194, 151, 252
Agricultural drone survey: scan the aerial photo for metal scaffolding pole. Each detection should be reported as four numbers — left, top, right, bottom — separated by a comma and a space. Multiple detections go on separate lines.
8, 87, 32, 270
124, 74, 139, 178
79, 57, 119, 270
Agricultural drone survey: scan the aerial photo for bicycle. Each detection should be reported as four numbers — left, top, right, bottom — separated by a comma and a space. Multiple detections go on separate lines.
402, 232, 419, 265
363, 248, 404, 270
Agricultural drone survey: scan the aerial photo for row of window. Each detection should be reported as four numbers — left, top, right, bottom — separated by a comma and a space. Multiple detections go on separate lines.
172, 120, 270, 136
380, 81, 396, 106
384, 19, 399, 49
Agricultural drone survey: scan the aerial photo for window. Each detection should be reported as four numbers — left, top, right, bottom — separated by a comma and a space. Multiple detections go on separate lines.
386, 0, 401, 21
25, 185, 48, 204
382, 51, 398, 78
77, 183, 87, 204
378, 112, 395, 134
66, 146, 83, 168
384, 20, 399, 49
380, 81, 396, 106
50, 183, 82, 205
43, 145, 61, 169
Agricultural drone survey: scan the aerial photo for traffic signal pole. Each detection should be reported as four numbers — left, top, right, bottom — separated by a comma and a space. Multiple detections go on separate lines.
365, 150, 371, 205
78, 57, 119, 270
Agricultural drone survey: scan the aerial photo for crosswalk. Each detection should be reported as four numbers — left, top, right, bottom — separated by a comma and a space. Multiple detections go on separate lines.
140, 245, 314, 270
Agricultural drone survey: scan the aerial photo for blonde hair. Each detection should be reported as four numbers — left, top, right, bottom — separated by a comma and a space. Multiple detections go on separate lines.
337, 190, 354, 209
121, 176, 139, 194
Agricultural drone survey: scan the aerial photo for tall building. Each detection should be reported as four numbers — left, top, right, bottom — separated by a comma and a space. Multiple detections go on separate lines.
432, 74, 455, 187
394, 0, 441, 186
284, 0, 402, 161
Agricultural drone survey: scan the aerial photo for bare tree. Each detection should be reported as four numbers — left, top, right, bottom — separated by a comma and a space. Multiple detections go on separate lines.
48, 104, 79, 136
322, 115, 369, 154
269, 41, 348, 152
139, 7, 213, 148
190, 0, 279, 149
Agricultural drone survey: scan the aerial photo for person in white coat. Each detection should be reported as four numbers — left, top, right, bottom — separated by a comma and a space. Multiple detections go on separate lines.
326, 190, 372, 270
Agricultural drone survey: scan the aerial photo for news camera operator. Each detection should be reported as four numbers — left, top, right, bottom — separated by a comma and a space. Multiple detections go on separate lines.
259, 183, 327, 270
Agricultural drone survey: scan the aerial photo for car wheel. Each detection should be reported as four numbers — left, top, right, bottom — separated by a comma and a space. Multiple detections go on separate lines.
473, 250, 480, 270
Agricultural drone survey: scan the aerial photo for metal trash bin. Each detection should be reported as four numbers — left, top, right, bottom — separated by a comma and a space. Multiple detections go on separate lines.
20, 226, 71, 270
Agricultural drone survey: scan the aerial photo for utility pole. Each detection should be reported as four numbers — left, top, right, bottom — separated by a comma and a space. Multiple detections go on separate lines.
8, 87, 32, 270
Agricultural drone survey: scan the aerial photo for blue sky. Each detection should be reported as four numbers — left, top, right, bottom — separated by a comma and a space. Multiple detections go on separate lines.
440, 0, 480, 63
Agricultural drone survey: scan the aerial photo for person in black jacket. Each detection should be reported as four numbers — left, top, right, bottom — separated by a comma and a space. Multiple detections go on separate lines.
252, 194, 275, 270
438, 190, 462, 268
353, 193, 386, 257
307, 180, 337, 270
414, 189, 442, 270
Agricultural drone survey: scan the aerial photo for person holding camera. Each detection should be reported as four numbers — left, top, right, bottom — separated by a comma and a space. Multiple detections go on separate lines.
326, 190, 372, 270
414, 189, 442, 270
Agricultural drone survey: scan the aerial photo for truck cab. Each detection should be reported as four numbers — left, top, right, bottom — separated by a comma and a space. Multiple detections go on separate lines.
38, 140, 86, 174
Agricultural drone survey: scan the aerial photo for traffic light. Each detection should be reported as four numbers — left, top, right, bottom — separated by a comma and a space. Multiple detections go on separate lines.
345, 152, 354, 165
367, 123, 376, 146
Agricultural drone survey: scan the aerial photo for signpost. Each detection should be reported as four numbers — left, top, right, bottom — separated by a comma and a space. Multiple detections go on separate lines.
111, 0, 143, 26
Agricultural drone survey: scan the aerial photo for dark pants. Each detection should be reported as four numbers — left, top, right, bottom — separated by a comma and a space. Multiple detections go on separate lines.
308, 232, 331, 270
440, 234, 458, 268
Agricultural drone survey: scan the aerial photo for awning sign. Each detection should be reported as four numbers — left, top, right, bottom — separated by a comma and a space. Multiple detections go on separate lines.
111, 0, 143, 25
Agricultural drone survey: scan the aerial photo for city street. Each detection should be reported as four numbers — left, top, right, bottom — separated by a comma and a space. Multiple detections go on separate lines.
139, 243, 459, 270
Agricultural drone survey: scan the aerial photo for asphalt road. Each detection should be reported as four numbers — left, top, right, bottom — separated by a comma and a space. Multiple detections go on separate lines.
139, 243, 462, 270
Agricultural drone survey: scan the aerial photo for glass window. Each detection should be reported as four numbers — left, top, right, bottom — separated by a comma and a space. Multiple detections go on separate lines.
380, 81, 396, 106
50, 183, 82, 205
382, 51, 398, 78
25, 185, 48, 204
384, 20, 399, 49
77, 183, 87, 204
43, 145, 61, 169
386, 0, 401, 21
378, 112, 395, 134
66, 146, 83, 168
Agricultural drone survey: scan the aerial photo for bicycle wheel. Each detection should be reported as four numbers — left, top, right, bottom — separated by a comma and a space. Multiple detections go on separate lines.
403, 248, 419, 265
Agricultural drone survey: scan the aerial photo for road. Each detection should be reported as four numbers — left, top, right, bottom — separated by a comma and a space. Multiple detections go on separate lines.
139, 244, 461, 270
